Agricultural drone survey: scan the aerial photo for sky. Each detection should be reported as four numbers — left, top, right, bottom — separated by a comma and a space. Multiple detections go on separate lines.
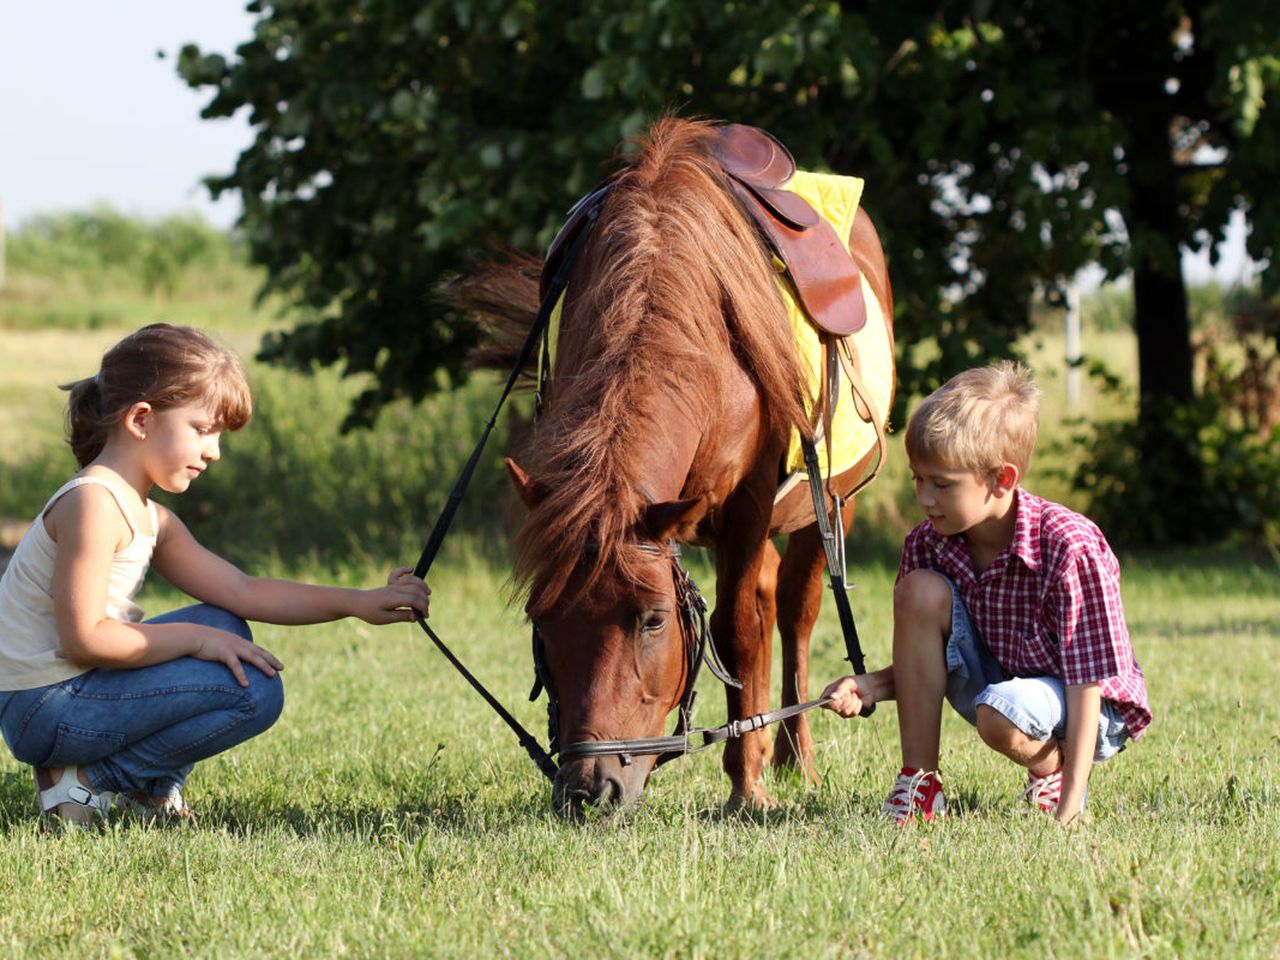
0, 2, 256, 230
0, 2, 1259, 287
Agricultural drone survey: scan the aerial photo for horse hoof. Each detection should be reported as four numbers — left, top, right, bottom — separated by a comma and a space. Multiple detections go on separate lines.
725, 785, 778, 813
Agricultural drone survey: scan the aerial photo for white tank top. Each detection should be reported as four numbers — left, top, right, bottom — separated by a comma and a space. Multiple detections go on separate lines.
0, 476, 158, 691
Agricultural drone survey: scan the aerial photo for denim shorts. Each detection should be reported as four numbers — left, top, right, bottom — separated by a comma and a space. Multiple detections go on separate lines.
941, 578, 1130, 763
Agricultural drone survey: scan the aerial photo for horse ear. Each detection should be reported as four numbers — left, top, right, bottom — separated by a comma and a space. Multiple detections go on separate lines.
506, 458, 547, 509
642, 497, 709, 542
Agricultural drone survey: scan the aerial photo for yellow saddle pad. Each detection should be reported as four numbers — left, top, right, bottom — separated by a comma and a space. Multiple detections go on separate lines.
777, 171, 893, 482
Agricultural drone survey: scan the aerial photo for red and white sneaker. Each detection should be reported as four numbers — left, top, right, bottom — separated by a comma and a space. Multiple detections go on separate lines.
882, 767, 946, 824
1023, 768, 1063, 813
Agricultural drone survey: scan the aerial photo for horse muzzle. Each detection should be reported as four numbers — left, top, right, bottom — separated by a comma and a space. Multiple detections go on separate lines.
551, 755, 650, 820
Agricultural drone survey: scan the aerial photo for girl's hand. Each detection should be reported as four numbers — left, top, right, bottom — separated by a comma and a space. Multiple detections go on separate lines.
191, 627, 285, 688
353, 566, 431, 625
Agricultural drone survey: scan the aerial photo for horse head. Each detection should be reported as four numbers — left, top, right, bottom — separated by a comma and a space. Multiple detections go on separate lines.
508, 459, 712, 819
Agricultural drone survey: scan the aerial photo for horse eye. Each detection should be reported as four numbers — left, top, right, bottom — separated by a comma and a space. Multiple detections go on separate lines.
640, 613, 668, 634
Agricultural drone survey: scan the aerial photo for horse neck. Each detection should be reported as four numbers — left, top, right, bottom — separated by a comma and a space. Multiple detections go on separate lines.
620, 388, 707, 503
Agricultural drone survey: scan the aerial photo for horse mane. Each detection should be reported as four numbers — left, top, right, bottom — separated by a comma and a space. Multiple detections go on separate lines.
462, 118, 813, 616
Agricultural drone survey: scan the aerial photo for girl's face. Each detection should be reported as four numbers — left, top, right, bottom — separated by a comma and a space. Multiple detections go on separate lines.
141, 401, 223, 494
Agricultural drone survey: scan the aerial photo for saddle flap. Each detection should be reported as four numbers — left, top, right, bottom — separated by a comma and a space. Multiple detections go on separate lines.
710, 124, 796, 189
725, 178, 867, 337
735, 179, 820, 231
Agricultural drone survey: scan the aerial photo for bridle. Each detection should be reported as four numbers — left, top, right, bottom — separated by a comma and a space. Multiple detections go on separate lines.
531, 540, 754, 769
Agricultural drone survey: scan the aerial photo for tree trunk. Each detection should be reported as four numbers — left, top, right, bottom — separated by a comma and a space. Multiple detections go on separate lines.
1122, 110, 1205, 542
1128, 183, 1195, 416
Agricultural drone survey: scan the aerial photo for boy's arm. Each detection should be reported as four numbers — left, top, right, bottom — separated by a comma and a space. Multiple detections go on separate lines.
1058, 681, 1100, 822
821, 666, 895, 717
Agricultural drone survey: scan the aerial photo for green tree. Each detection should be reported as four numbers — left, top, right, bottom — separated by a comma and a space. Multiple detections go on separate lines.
180, 1, 1279, 539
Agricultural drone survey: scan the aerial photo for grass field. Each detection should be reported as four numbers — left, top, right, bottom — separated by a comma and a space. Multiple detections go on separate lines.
1, 258, 1278, 957
1, 555, 1276, 958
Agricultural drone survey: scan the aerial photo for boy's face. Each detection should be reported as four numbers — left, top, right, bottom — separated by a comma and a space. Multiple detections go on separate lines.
909, 459, 1009, 537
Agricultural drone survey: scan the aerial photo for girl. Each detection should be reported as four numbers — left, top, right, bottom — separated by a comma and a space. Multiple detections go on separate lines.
0, 323, 431, 826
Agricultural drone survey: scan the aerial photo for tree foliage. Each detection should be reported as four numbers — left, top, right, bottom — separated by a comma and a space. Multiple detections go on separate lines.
179, 4, 1279, 471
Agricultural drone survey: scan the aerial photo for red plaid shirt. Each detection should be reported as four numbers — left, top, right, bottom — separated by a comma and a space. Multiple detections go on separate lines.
898, 489, 1151, 738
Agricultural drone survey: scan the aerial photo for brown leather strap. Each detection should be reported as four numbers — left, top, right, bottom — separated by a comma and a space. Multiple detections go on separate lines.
541, 183, 613, 299
835, 334, 888, 499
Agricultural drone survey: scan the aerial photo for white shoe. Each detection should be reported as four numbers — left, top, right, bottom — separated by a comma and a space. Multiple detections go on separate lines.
120, 788, 194, 821
34, 766, 115, 828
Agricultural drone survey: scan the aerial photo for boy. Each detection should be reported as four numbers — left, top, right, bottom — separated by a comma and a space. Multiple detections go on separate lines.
822, 362, 1149, 824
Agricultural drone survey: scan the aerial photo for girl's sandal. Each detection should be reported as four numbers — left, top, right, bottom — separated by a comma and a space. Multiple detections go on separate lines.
121, 789, 196, 822
34, 766, 115, 829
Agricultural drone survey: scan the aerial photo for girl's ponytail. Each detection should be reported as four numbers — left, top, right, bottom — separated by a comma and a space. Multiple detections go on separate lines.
63, 374, 110, 468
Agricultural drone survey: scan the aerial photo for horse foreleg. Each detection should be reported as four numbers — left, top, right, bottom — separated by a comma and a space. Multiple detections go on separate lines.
772, 503, 856, 781
713, 536, 777, 812
754, 539, 780, 772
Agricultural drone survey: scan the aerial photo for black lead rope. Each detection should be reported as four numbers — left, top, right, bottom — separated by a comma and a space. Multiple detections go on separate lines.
800, 435, 875, 717
408, 201, 605, 783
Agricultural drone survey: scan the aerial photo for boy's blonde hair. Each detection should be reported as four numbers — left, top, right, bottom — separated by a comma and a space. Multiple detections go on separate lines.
905, 361, 1041, 477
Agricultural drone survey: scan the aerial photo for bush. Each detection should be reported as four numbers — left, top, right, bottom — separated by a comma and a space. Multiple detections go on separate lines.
1068, 362, 1280, 551
4, 208, 246, 302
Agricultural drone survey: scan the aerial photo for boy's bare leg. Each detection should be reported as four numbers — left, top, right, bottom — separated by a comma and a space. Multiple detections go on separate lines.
975, 705, 1063, 775
893, 570, 953, 771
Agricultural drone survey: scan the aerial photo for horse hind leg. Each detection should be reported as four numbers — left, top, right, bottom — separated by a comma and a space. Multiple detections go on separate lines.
772, 503, 855, 783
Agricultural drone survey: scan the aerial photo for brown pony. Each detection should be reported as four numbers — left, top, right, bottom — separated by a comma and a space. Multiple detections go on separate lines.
460, 118, 894, 817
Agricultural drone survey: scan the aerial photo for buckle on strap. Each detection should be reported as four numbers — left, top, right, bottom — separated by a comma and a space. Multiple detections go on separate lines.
67, 784, 94, 806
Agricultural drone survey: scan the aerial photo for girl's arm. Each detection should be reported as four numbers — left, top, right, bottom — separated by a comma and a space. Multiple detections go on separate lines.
1058, 681, 1100, 823
151, 507, 430, 626
49, 485, 282, 687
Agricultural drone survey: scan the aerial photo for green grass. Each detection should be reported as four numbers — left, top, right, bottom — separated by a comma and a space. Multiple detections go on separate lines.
1, 240, 1278, 957
1, 550, 1276, 958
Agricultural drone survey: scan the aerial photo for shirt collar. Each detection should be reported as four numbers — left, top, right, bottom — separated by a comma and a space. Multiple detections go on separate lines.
1008, 487, 1043, 570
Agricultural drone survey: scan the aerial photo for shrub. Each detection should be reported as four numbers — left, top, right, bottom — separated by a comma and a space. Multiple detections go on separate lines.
1068, 351, 1280, 551
163, 363, 518, 570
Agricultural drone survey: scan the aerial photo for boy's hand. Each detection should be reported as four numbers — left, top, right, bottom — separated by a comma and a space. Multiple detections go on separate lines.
353, 566, 431, 625
821, 674, 873, 718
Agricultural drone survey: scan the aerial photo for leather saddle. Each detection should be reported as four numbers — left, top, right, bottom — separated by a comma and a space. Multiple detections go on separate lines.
709, 124, 866, 336
542, 123, 866, 337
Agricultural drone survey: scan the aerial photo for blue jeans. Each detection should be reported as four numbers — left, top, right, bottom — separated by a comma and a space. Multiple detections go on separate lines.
941, 580, 1129, 763
0, 604, 284, 798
